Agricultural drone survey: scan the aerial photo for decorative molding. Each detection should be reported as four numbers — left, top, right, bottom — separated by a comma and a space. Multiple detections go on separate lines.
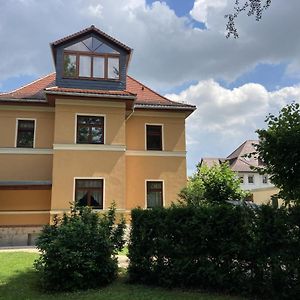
126, 150, 186, 157
0, 105, 54, 112
0, 148, 53, 155
0, 210, 50, 215
53, 144, 126, 151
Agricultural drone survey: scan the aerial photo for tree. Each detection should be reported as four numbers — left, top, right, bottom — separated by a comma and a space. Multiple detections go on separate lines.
179, 162, 249, 206
225, 0, 272, 38
253, 102, 300, 204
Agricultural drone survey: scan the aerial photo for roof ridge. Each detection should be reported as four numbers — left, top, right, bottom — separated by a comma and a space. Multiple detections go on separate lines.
0, 72, 55, 96
51, 25, 132, 52
226, 140, 248, 159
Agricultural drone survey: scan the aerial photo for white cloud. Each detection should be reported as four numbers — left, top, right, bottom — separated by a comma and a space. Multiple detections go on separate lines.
166, 80, 300, 173
190, 0, 227, 25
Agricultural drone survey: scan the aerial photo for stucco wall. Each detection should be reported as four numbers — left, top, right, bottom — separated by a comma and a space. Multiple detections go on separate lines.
0, 108, 54, 148
0, 155, 53, 181
126, 112, 186, 151
0, 189, 51, 211
252, 187, 280, 205
54, 99, 125, 145
126, 156, 187, 209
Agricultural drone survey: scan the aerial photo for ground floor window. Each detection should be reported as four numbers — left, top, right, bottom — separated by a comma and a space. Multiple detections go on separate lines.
146, 181, 163, 208
75, 179, 103, 209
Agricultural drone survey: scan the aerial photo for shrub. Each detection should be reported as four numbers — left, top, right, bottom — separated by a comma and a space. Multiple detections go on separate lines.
35, 203, 126, 292
179, 163, 249, 206
128, 205, 300, 299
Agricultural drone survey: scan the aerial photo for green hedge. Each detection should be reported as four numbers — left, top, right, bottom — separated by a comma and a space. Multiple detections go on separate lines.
128, 205, 300, 299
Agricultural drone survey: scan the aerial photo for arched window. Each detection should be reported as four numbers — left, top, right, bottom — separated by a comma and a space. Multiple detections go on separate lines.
63, 37, 120, 80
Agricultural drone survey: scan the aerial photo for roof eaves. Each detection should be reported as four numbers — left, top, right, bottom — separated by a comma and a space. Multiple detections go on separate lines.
44, 90, 136, 100
134, 103, 196, 110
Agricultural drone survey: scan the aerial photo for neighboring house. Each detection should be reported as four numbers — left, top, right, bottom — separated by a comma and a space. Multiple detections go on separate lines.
0, 26, 195, 246
201, 140, 278, 204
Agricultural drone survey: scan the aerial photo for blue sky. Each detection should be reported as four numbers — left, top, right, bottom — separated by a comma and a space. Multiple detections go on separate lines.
0, 0, 300, 175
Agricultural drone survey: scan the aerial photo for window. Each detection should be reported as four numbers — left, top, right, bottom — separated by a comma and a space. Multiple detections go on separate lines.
16, 119, 35, 148
248, 175, 254, 184
262, 175, 268, 184
146, 181, 163, 208
146, 125, 163, 150
75, 179, 103, 209
239, 176, 244, 183
76, 115, 104, 144
63, 37, 120, 80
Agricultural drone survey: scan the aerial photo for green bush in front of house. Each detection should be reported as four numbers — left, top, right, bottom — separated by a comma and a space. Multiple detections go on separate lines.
34, 203, 126, 292
128, 205, 300, 299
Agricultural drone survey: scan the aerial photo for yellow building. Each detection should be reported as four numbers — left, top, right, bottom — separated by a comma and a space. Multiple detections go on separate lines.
0, 26, 195, 246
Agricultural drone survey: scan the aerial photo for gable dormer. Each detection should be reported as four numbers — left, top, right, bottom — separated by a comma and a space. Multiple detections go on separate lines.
51, 25, 132, 91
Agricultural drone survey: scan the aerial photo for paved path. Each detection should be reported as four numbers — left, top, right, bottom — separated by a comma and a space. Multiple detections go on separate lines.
0, 246, 129, 268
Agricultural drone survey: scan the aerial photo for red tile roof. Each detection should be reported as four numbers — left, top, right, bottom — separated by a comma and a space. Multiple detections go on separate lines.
0, 73, 195, 111
201, 140, 261, 173
0, 73, 56, 100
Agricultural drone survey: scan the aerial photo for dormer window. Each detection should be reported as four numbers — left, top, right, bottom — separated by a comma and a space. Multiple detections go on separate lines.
63, 37, 120, 80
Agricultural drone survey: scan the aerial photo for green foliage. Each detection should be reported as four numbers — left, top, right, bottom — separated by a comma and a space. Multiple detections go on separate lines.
34, 203, 126, 292
179, 163, 249, 206
128, 205, 300, 299
255, 102, 300, 204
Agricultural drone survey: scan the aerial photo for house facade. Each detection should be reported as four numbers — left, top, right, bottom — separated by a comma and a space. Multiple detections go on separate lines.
201, 140, 278, 204
0, 26, 195, 246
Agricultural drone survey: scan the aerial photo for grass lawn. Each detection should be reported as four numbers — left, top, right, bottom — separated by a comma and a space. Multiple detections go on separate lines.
0, 252, 244, 300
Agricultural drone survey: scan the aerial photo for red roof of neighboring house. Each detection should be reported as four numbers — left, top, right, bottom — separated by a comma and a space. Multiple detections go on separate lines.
201, 140, 261, 173
0, 73, 195, 111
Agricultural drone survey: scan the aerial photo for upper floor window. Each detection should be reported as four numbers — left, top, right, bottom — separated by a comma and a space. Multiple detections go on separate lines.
239, 175, 244, 184
248, 175, 254, 184
16, 119, 35, 148
146, 124, 163, 151
63, 37, 120, 80
262, 175, 268, 184
146, 181, 163, 208
76, 115, 104, 144
75, 179, 103, 209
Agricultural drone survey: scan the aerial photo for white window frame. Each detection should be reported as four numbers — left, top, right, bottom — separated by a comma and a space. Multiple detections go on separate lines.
73, 177, 105, 210
15, 118, 36, 148
74, 113, 106, 144
144, 179, 165, 209
145, 123, 164, 151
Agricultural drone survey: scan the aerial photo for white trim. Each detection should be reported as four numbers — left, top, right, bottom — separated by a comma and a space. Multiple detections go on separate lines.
0, 211, 49, 215
144, 179, 165, 209
73, 177, 105, 210
0, 148, 53, 154
145, 123, 164, 151
53, 144, 125, 151
126, 150, 185, 157
74, 113, 106, 145
0, 105, 54, 112
55, 99, 125, 108
15, 118, 36, 148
